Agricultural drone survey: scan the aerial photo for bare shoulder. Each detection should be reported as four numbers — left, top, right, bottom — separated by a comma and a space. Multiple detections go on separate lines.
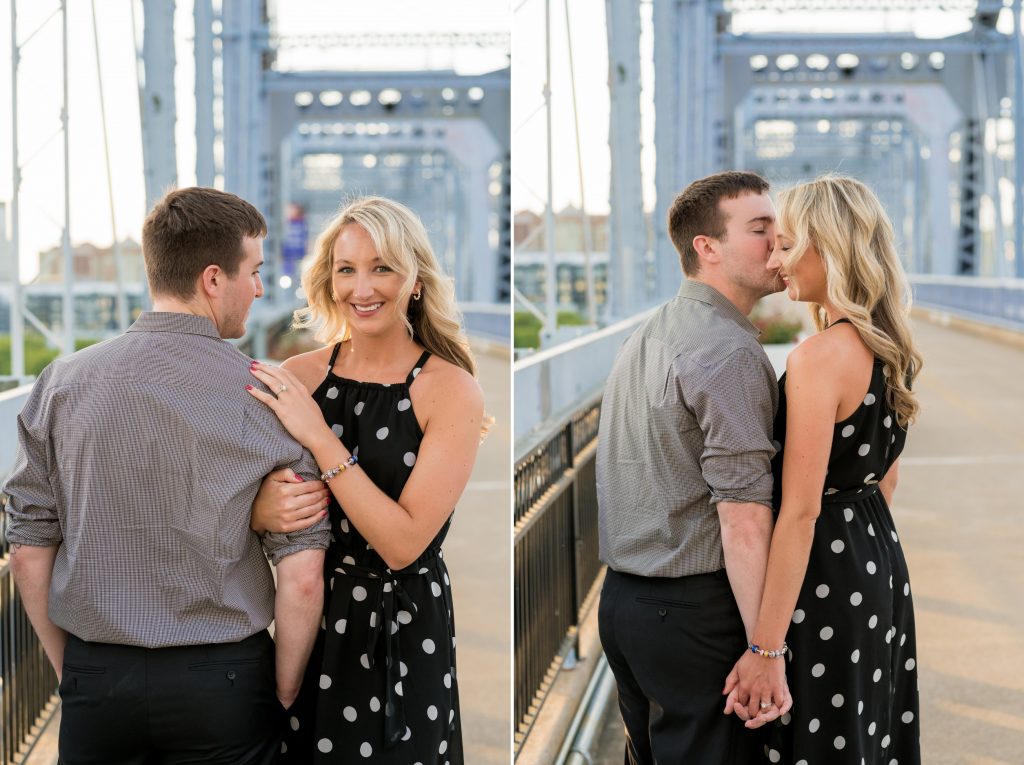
787, 325, 863, 378
414, 355, 484, 418
281, 346, 334, 392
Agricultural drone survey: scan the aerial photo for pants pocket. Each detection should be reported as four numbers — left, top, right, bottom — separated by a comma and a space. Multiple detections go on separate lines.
635, 595, 698, 609
187, 658, 261, 671
62, 663, 107, 675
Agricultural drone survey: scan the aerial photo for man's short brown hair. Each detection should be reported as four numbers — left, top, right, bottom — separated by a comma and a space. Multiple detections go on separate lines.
142, 187, 268, 300
667, 171, 770, 276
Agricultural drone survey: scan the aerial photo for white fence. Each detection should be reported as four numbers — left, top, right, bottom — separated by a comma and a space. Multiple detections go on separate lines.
0, 385, 32, 482
513, 310, 654, 457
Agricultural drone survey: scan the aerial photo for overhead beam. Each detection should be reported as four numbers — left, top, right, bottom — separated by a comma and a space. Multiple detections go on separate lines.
720, 32, 1011, 56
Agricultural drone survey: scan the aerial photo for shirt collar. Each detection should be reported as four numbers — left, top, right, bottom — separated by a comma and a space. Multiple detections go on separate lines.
676, 279, 761, 337
127, 311, 222, 339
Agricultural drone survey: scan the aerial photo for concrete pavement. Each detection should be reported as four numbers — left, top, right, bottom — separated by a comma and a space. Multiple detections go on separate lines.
592, 317, 1024, 764
444, 344, 512, 764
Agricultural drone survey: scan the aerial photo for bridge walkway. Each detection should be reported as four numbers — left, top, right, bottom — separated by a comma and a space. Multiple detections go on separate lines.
590, 317, 1024, 765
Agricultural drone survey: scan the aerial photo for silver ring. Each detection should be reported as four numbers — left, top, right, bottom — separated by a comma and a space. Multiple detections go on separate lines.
759, 701, 771, 710
277, 384, 288, 395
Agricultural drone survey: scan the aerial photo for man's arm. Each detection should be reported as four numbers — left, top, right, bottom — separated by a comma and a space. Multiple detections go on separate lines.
253, 429, 332, 706
717, 501, 773, 640
10, 543, 67, 679
684, 347, 778, 638
5, 368, 66, 679
879, 458, 900, 507
273, 548, 325, 708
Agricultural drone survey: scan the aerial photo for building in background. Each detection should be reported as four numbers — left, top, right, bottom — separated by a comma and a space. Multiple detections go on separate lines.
35, 239, 145, 284
0, 241, 146, 335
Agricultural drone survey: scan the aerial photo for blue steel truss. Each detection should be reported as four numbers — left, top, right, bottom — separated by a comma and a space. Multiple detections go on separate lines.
604, 0, 1024, 317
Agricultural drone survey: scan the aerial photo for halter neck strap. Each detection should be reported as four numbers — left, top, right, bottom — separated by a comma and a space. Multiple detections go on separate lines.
327, 342, 343, 370
406, 350, 432, 385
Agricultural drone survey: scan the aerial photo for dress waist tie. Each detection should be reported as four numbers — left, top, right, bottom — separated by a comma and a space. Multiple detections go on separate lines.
326, 548, 439, 748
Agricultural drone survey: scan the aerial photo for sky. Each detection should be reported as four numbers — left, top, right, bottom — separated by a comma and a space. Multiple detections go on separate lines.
0, 0, 509, 282
512, 1, 1003, 218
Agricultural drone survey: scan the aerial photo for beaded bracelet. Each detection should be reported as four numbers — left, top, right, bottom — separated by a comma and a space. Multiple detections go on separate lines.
320, 454, 358, 483
748, 642, 788, 659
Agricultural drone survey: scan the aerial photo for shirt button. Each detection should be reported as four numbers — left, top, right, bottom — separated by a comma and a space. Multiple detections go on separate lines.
658, 608, 667, 617
227, 670, 237, 680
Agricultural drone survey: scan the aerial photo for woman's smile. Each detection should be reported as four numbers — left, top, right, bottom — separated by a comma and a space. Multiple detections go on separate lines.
350, 301, 384, 316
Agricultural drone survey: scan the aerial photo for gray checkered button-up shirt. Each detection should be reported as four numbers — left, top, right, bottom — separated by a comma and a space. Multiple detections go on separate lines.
3, 312, 331, 648
597, 280, 778, 577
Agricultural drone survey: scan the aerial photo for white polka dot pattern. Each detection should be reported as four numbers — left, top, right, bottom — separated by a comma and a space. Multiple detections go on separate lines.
767, 350, 918, 764
276, 347, 462, 763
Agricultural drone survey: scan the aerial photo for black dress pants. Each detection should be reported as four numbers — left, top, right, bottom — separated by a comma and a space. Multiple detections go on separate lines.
598, 568, 766, 765
58, 630, 284, 765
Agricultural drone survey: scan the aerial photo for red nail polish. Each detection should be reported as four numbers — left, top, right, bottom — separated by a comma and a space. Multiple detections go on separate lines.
295, 475, 305, 482
321, 510, 328, 518
245, 384, 253, 390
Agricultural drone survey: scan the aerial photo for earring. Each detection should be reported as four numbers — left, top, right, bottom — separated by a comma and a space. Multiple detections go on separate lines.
412, 290, 422, 301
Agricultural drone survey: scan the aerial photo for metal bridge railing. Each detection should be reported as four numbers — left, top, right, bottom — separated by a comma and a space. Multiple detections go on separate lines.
909, 274, 1024, 331
514, 309, 654, 444
0, 387, 33, 483
460, 302, 511, 346
514, 393, 603, 750
0, 498, 59, 765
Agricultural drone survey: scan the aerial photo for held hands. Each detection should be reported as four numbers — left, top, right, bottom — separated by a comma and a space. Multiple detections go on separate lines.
246, 361, 332, 450
251, 468, 329, 535
723, 650, 793, 729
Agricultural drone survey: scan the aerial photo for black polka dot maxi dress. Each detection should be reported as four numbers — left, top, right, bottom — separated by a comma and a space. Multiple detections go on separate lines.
766, 337, 921, 764
280, 344, 463, 764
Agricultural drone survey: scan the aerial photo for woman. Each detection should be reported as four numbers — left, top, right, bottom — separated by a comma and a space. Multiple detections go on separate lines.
724, 175, 923, 764
246, 196, 484, 762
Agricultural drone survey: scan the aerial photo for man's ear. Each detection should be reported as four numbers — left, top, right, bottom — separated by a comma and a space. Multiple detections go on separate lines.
198, 265, 223, 298
692, 234, 720, 266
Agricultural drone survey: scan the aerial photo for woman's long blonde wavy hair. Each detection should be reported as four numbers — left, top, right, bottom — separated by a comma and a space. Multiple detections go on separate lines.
293, 196, 476, 378
776, 175, 922, 426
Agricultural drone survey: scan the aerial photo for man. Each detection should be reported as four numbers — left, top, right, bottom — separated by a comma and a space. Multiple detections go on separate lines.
596, 171, 787, 764
4, 187, 331, 764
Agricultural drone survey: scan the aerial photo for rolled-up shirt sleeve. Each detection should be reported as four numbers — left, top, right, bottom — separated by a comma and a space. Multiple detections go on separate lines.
3, 371, 62, 547
260, 447, 332, 565
682, 347, 777, 509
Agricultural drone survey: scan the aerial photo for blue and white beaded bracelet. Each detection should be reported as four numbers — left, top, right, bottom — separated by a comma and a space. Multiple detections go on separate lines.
748, 642, 788, 659
321, 453, 358, 483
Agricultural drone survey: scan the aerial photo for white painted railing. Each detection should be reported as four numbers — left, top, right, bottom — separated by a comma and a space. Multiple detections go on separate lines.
513, 310, 655, 456
0, 385, 33, 482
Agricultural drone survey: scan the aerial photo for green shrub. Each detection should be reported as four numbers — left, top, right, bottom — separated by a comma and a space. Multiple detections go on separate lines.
513, 310, 589, 349
751, 312, 803, 344
0, 334, 99, 377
